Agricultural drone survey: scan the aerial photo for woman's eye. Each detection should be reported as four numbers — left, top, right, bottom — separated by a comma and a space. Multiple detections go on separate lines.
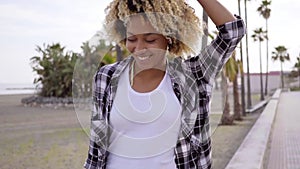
127, 38, 136, 42
146, 39, 156, 43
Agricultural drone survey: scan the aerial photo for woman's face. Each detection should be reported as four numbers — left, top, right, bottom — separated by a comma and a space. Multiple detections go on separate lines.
125, 15, 168, 71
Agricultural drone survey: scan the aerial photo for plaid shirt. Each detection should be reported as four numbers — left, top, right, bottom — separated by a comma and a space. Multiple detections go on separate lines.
84, 17, 245, 169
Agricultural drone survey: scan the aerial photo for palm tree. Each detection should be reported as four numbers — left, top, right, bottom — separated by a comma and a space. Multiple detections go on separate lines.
201, 10, 209, 50
220, 68, 233, 125
208, 32, 242, 123
93, 40, 116, 66
221, 52, 242, 124
257, 0, 271, 96
252, 28, 268, 101
272, 46, 290, 88
81, 42, 93, 65
295, 56, 300, 88
237, 0, 246, 116
244, 0, 252, 109
231, 51, 243, 120
31, 43, 79, 97
116, 44, 123, 61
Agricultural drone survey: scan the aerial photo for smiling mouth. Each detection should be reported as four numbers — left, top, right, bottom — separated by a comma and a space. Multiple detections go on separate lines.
137, 55, 150, 60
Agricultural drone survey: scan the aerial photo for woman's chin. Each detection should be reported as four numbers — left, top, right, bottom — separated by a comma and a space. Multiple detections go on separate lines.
134, 56, 152, 68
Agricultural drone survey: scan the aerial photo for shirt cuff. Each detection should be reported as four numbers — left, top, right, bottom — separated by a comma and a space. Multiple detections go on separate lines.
216, 15, 246, 40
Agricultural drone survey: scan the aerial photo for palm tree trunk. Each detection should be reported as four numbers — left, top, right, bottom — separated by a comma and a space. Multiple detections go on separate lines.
259, 41, 264, 100
298, 68, 300, 88
221, 71, 234, 125
116, 45, 122, 62
201, 10, 209, 50
244, 0, 252, 109
281, 62, 284, 88
233, 75, 242, 120
265, 19, 269, 96
238, 0, 246, 116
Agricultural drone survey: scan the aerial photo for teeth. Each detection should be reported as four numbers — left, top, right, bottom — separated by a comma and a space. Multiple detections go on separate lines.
138, 56, 150, 60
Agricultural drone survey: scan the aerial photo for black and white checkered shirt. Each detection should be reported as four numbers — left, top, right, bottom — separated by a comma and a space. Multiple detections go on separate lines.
84, 16, 245, 169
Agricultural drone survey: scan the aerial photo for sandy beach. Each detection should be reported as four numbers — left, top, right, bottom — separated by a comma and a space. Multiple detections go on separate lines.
0, 94, 89, 169
0, 94, 262, 169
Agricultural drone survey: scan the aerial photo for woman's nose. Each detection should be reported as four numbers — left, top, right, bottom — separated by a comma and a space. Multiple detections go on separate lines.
134, 40, 146, 52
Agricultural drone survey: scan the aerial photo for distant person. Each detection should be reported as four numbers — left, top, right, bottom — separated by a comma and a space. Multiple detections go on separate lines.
84, 0, 245, 169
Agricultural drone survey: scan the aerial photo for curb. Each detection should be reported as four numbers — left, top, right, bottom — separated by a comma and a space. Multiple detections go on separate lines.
224, 89, 281, 169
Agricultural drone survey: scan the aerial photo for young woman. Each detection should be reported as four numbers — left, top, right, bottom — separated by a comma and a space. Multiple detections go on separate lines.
84, 0, 245, 169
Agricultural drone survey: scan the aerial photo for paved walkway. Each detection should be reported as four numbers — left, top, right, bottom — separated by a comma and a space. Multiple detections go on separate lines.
266, 91, 300, 169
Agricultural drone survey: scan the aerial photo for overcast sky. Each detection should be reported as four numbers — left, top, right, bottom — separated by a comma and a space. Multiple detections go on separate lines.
1, 0, 299, 84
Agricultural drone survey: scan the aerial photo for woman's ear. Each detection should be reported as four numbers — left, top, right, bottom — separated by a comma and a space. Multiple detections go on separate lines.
166, 37, 173, 51
166, 37, 172, 45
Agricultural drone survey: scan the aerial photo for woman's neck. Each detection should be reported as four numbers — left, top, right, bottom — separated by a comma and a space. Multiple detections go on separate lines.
131, 65, 166, 93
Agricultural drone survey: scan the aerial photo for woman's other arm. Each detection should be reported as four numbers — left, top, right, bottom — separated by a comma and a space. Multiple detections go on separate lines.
197, 0, 236, 26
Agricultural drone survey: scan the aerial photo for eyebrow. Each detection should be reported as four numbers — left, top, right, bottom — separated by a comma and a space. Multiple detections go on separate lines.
126, 32, 157, 36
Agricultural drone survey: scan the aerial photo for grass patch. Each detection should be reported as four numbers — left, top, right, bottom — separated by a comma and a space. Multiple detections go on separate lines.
0, 127, 89, 169
290, 86, 300, 91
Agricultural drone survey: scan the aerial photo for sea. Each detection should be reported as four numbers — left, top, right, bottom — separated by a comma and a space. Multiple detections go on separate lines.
0, 83, 37, 95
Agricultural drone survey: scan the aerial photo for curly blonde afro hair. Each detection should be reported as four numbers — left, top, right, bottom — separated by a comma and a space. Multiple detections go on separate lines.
104, 0, 203, 56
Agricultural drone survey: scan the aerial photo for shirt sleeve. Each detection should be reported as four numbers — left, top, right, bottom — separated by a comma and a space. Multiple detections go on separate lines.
186, 16, 245, 169
84, 66, 112, 169
185, 15, 246, 86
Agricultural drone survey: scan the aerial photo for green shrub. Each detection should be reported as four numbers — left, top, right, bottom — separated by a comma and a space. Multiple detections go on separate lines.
31, 40, 126, 98
31, 43, 79, 97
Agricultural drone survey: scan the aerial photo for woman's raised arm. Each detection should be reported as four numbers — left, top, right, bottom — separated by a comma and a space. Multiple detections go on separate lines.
197, 0, 236, 26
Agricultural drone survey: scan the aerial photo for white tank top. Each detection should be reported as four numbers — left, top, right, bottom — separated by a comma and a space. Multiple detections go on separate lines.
106, 66, 182, 169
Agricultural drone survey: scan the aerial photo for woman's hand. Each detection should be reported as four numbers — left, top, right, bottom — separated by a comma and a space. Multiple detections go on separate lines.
197, 0, 236, 26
